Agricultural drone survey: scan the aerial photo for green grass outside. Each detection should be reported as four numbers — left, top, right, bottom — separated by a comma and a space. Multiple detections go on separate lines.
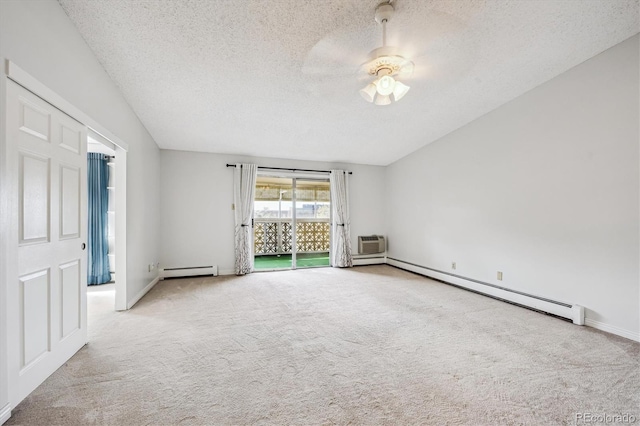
254, 252, 329, 269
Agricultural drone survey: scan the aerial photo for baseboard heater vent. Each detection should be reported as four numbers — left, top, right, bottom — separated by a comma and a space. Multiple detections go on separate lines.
353, 253, 386, 266
386, 258, 585, 325
161, 265, 218, 280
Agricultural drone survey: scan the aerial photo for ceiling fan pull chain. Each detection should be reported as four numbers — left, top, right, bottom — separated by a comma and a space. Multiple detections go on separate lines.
382, 19, 387, 47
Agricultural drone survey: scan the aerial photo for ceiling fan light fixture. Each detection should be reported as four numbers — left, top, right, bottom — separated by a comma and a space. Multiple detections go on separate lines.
392, 81, 410, 101
375, 75, 396, 96
374, 94, 391, 106
359, 83, 377, 103
359, 2, 414, 106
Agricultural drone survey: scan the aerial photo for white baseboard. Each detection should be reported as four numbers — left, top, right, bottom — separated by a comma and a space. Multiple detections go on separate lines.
386, 258, 639, 342
386, 258, 576, 321
127, 276, 160, 309
585, 318, 640, 342
353, 256, 386, 266
1, 403, 11, 424
161, 266, 218, 280
159, 266, 235, 277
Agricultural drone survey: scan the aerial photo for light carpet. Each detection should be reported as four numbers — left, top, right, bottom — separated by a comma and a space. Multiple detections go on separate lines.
7, 265, 639, 425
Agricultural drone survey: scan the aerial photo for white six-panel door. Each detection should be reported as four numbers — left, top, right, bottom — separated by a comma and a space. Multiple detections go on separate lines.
6, 80, 88, 406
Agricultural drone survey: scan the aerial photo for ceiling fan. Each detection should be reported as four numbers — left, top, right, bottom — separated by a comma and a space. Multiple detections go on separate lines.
301, 1, 470, 104
359, 1, 414, 106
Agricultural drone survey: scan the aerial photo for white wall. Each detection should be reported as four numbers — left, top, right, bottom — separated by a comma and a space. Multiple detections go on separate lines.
386, 35, 639, 339
160, 151, 386, 274
0, 0, 161, 307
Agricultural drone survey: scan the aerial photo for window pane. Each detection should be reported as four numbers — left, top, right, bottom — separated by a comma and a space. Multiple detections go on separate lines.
254, 201, 279, 218
316, 202, 330, 219
297, 203, 316, 218
280, 201, 293, 218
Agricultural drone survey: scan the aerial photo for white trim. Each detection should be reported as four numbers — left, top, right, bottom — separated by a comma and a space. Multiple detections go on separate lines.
5, 61, 129, 152
353, 255, 386, 266
114, 146, 127, 311
0, 67, 10, 424
386, 258, 640, 342
386, 258, 576, 320
257, 170, 330, 180
161, 266, 218, 280
219, 269, 236, 276
0, 403, 11, 424
2, 78, 20, 414
127, 276, 160, 310
585, 318, 640, 342
87, 129, 116, 152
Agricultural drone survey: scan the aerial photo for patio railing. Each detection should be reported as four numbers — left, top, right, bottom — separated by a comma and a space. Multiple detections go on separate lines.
254, 218, 330, 255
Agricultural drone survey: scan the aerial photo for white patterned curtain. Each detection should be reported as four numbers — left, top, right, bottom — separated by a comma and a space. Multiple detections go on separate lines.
330, 170, 353, 268
233, 164, 257, 275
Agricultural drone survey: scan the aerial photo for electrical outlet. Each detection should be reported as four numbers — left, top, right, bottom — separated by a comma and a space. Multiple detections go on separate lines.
451, 262, 456, 270
497, 271, 503, 281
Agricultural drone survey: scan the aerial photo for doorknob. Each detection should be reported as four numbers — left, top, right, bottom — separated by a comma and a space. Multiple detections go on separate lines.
81, 243, 86, 250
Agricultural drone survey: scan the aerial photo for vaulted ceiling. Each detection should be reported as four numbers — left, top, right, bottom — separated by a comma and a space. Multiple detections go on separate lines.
58, 0, 639, 166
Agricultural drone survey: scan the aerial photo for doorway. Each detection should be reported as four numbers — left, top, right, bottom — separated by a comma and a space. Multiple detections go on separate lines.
86, 134, 116, 319
86, 129, 127, 311
253, 175, 331, 270
2, 61, 130, 412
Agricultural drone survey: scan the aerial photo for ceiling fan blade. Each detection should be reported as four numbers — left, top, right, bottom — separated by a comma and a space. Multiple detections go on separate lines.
302, 26, 378, 76
386, 8, 468, 59
305, 75, 363, 99
302, 4, 471, 93
407, 26, 481, 87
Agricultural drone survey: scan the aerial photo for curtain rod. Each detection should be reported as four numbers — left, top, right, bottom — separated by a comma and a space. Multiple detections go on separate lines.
88, 153, 115, 158
225, 164, 352, 175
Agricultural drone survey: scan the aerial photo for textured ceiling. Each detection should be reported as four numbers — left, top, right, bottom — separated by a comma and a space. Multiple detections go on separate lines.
58, 0, 639, 166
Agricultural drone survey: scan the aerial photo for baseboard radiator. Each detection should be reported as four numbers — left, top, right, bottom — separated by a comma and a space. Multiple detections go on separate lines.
353, 254, 386, 266
161, 265, 218, 280
386, 258, 585, 325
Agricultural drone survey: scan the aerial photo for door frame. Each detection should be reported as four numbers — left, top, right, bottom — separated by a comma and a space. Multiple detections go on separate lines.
0, 60, 129, 415
86, 129, 128, 311
0, 58, 10, 424
254, 171, 331, 271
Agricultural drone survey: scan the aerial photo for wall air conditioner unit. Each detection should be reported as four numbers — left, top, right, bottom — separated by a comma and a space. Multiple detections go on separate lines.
358, 235, 386, 254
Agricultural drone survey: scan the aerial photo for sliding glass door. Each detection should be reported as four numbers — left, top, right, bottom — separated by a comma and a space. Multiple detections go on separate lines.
253, 176, 330, 270
294, 179, 330, 268
254, 176, 294, 270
